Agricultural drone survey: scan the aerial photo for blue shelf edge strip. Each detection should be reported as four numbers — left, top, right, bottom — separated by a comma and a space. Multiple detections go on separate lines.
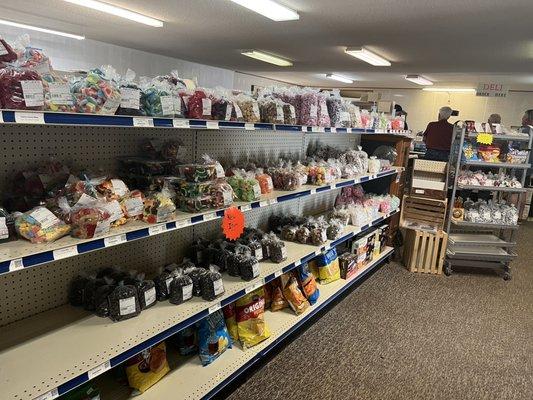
49, 210, 397, 398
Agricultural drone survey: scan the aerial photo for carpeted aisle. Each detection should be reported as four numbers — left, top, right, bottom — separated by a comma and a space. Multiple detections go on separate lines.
227, 223, 533, 400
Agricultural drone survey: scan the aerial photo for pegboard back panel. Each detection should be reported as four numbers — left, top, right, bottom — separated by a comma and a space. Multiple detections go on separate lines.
301, 188, 340, 217
0, 125, 194, 193
195, 130, 304, 168
0, 225, 193, 327
305, 133, 360, 157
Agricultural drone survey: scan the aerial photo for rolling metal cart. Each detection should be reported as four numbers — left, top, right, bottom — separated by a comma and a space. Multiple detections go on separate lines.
444, 123, 532, 280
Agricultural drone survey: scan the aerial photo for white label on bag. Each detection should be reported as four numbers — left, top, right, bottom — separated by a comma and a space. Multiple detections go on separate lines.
320, 100, 328, 117
103, 200, 123, 223
9, 258, 23, 272
125, 197, 143, 216
280, 246, 288, 258
75, 193, 97, 207
290, 105, 296, 118
183, 283, 193, 300
310, 104, 318, 118
223, 190, 233, 206
0, 217, 8, 239
119, 296, 137, 316
252, 102, 260, 118
202, 98, 212, 116
206, 120, 218, 129
111, 179, 128, 197
160, 95, 174, 115
252, 262, 260, 278
53, 246, 78, 260
173, 96, 182, 115
234, 103, 243, 118
87, 360, 111, 380
0, 111, 3, 123
165, 277, 173, 292
213, 278, 224, 295
253, 182, 261, 198
254, 247, 263, 260
225, 104, 233, 121
48, 83, 72, 105
276, 105, 283, 121
120, 88, 140, 109
21, 80, 44, 107
15, 111, 44, 124
133, 117, 154, 127
173, 119, 190, 128
148, 224, 166, 235
208, 302, 222, 314
103, 232, 125, 246
341, 111, 351, 122
30, 207, 60, 229
144, 287, 156, 306
321, 229, 328, 242
34, 388, 59, 400
215, 163, 225, 178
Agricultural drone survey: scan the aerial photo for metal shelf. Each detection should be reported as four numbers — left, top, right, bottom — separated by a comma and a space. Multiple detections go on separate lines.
0, 109, 412, 136
457, 185, 527, 193
100, 247, 394, 400
451, 220, 519, 230
0, 212, 396, 400
462, 160, 530, 169
467, 132, 530, 142
448, 233, 516, 247
447, 245, 516, 262
0, 169, 398, 275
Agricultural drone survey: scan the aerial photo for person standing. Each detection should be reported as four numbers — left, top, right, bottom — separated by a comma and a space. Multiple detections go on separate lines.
423, 106, 454, 161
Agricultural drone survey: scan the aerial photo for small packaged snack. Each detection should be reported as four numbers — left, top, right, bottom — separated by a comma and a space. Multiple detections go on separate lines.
184, 266, 208, 297
259, 98, 284, 124
153, 267, 174, 302
42, 71, 75, 112
239, 256, 260, 281
316, 248, 340, 284
255, 169, 274, 194
108, 283, 141, 322
0, 66, 44, 110
209, 179, 235, 209
175, 326, 197, 356
187, 88, 212, 120
297, 263, 320, 305
116, 69, 144, 116
282, 103, 297, 125
211, 92, 233, 121
234, 93, 260, 123
15, 206, 70, 243
125, 342, 170, 395
70, 205, 111, 239
223, 303, 239, 342
295, 226, 311, 244
200, 265, 225, 301
198, 310, 232, 366
177, 194, 212, 213
326, 218, 344, 240
270, 278, 289, 311
269, 234, 288, 263
339, 252, 358, 280
70, 68, 121, 114
282, 274, 310, 315
235, 287, 271, 348
247, 240, 264, 261
121, 190, 145, 220
317, 91, 331, 127
125, 272, 157, 311
299, 88, 319, 126
310, 226, 328, 246
96, 178, 129, 201
139, 76, 174, 117
169, 271, 194, 305
93, 279, 115, 318
143, 187, 176, 224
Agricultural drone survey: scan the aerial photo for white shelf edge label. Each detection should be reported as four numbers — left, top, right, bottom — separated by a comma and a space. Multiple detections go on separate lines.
259, 201, 268, 207
245, 123, 254, 130
294, 259, 302, 267
34, 388, 59, 400
310, 189, 317, 195
330, 127, 336, 133
87, 360, 111, 380
203, 212, 217, 221
173, 119, 190, 128
176, 219, 191, 228
15, 112, 44, 124
148, 225, 167, 235
301, 125, 307, 132
240, 204, 252, 212
268, 198, 278, 205
314, 250, 321, 256
133, 117, 154, 127
274, 270, 283, 278
245, 279, 265, 294
104, 233, 127, 247
208, 302, 222, 314
206, 121, 219, 129
0, 111, 3, 123
53, 246, 78, 260
9, 258, 24, 272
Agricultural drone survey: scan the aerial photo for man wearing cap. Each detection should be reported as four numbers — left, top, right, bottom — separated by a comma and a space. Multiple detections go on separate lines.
423, 106, 454, 161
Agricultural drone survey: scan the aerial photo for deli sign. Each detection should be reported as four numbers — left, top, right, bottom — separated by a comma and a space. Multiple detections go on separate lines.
476, 83, 508, 98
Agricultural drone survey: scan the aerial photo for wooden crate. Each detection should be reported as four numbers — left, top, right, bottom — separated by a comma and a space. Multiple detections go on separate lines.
400, 195, 447, 232
403, 229, 448, 274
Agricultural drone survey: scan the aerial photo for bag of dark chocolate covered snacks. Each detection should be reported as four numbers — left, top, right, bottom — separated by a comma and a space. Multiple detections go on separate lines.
200, 265, 224, 301
169, 270, 194, 305
108, 283, 141, 322
153, 267, 174, 301
125, 272, 157, 310
184, 266, 207, 297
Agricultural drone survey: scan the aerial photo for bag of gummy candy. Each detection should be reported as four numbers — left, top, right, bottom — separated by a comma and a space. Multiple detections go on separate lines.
70, 67, 121, 115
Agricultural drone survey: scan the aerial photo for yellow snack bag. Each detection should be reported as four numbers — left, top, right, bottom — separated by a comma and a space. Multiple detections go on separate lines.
235, 288, 271, 349
222, 303, 239, 342
125, 341, 170, 394
317, 248, 341, 284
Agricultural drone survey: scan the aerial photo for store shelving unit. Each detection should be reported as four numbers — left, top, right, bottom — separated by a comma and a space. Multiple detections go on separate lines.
445, 123, 532, 279
0, 109, 408, 400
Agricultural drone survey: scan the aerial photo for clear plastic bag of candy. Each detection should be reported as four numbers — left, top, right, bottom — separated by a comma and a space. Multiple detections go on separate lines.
255, 168, 274, 194
153, 70, 187, 118
210, 88, 233, 121
299, 87, 319, 126
0, 66, 44, 110
259, 97, 284, 124
269, 234, 287, 263
70, 203, 111, 239
184, 266, 207, 297
153, 267, 174, 301
92, 277, 115, 318
143, 185, 176, 223
177, 194, 212, 213
101, 198, 128, 227
139, 76, 174, 117
234, 93, 260, 123
228, 170, 261, 202
70, 67, 121, 114
169, 270, 194, 305
347, 103, 363, 128
0, 36, 17, 64
187, 87, 212, 120
96, 178, 129, 201
209, 179, 235, 208
230, 97, 245, 122
42, 71, 75, 112
317, 91, 331, 127
108, 283, 141, 322
282, 102, 297, 125
116, 69, 144, 116
326, 218, 344, 240
15, 206, 70, 243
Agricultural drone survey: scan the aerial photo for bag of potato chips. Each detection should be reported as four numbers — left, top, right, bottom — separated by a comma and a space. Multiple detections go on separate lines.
198, 310, 232, 366
125, 341, 170, 394
235, 287, 270, 349
223, 303, 239, 342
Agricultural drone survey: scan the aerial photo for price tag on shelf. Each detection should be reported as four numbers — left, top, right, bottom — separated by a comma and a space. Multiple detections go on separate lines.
203, 212, 217, 221
268, 198, 278, 206
347, 128, 353, 133
104, 234, 127, 247
294, 259, 302, 267
314, 250, 321, 256
0, 112, 3, 123
240, 204, 252, 212
259, 201, 268, 208
9, 258, 24, 272
15, 111, 44, 124
133, 117, 154, 127
330, 127, 336, 133
245, 279, 265, 294
176, 218, 191, 228
34, 388, 59, 400
208, 302, 221, 314
274, 270, 283, 278
206, 121, 219, 130
310, 188, 316, 195
87, 360, 111, 380
301, 125, 307, 132
173, 119, 190, 128
245, 123, 254, 130
148, 224, 167, 236
53, 246, 78, 260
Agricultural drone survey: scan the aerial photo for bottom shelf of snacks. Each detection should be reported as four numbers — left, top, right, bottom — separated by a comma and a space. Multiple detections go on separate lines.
101, 247, 393, 400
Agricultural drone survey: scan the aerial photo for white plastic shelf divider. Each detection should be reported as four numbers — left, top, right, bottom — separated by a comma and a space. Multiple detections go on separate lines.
0, 211, 397, 400
0, 169, 398, 275
0, 110, 412, 137
120, 247, 394, 400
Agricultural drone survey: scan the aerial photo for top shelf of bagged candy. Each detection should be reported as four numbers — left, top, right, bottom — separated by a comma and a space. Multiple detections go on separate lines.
0, 34, 406, 131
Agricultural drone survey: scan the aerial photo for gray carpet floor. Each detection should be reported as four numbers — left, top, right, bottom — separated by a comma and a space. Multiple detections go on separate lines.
227, 224, 533, 400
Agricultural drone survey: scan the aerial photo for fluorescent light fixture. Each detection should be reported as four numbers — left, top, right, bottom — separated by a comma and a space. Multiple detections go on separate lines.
63, 0, 163, 27
230, 0, 299, 21
345, 47, 391, 66
326, 74, 354, 84
0, 18, 85, 40
422, 87, 476, 93
405, 74, 433, 86
241, 50, 293, 66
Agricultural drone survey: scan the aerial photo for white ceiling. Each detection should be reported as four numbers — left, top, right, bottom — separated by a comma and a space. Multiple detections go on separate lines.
2, 0, 533, 89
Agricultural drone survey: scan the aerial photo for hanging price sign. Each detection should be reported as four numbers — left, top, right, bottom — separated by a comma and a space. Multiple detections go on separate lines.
476, 132, 493, 145
222, 206, 245, 240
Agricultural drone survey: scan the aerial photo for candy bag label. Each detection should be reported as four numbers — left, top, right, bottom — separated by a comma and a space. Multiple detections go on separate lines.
290, 105, 296, 118
310, 104, 318, 118
30, 207, 60, 229
0, 217, 8, 239
165, 277, 173, 292
173, 96, 182, 114
144, 287, 156, 306
253, 182, 261, 198
94, 220, 111, 236
251, 262, 260, 278
48, 83, 73, 105
21, 80, 44, 107
119, 296, 137, 316
125, 197, 143, 216
280, 246, 288, 259
183, 283, 193, 300
111, 179, 128, 197
341, 111, 351, 122
234, 103, 243, 118
120, 88, 140, 110
253, 247, 263, 261
223, 189, 233, 206
213, 278, 224, 295
276, 105, 283, 121
101, 94, 121, 115
202, 98, 212, 116
160, 95, 174, 116
320, 99, 328, 117
225, 104, 233, 121
215, 163, 225, 178
252, 102, 260, 119
103, 200, 123, 223
75, 193, 98, 208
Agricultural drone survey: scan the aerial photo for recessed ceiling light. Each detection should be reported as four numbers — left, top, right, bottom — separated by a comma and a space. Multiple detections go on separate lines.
326, 74, 354, 84
345, 47, 391, 66
63, 0, 163, 27
241, 50, 293, 66
405, 75, 433, 86
230, 0, 299, 21
0, 18, 85, 40
422, 87, 476, 93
